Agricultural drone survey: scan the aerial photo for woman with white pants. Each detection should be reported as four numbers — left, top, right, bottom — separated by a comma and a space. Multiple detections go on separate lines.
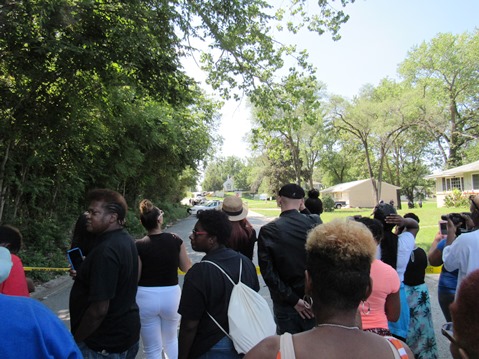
136, 199, 191, 359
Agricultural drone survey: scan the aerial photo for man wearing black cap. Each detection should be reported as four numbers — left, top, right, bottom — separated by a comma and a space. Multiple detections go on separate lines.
257, 183, 322, 334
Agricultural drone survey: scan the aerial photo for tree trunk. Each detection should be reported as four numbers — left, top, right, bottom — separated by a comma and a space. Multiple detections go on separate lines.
0, 140, 11, 222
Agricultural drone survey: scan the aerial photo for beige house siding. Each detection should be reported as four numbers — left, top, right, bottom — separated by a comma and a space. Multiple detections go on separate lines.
425, 160, 479, 208
321, 179, 400, 208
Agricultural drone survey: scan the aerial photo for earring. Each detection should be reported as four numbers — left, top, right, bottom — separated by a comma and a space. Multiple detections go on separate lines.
361, 301, 370, 315
303, 295, 313, 309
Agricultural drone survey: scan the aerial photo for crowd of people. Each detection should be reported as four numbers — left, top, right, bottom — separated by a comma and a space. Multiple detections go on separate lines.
0, 187, 478, 358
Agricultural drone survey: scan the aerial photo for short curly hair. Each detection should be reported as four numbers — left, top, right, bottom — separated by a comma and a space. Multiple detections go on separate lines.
305, 219, 376, 311
196, 210, 232, 246
450, 269, 479, 357
0, 225, 23, 254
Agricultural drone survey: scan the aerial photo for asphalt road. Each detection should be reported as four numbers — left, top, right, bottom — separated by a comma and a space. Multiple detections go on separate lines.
34, 211, 452, 358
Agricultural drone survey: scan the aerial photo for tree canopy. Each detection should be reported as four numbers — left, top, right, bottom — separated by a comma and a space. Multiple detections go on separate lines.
0, 0, 356, 272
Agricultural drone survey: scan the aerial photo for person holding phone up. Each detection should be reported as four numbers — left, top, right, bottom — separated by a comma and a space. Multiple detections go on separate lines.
442, 195, 479, 292
428, 218, 461, 322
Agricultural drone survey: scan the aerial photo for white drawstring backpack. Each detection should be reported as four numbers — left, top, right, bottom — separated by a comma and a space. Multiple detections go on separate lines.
204, 258, 276, 354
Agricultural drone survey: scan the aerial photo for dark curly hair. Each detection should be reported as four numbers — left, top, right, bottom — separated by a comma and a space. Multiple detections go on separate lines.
196, 210, 232, 246
0, 225, 23, 254
307, 189, 320, 199
306, 219, 375, 311
355, 217, 384, 245
373, 203, 397, 231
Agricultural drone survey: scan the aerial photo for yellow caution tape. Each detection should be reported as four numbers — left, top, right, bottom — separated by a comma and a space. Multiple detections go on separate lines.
24, 267, 70, 272
426, 265, 442, 274
25, 265, 441, 276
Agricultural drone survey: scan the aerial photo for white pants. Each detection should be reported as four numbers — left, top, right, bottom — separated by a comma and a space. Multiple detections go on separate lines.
136, 285, 181, 359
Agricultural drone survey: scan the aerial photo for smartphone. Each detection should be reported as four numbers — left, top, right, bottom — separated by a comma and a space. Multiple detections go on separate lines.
67, 247, 84, 271
439, 220, 448, 236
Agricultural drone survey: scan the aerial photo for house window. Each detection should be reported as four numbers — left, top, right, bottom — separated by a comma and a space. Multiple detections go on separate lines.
442, 177, 464, 191
473, 174, 479, 190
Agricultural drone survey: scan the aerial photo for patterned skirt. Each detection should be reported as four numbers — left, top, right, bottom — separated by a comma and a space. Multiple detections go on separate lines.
404, 283, 438, 359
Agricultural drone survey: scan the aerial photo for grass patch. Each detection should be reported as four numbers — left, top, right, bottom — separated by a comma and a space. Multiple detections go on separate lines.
247, 199, 469, 252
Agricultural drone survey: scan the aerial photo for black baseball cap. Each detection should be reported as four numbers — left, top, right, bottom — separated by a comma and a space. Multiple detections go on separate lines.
278, 184, 305, 199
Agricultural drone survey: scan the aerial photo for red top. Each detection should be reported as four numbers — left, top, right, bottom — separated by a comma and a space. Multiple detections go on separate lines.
0, 254, 29, 297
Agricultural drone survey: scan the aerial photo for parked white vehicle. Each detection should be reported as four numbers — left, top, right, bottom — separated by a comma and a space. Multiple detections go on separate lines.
187, 200, 222, 215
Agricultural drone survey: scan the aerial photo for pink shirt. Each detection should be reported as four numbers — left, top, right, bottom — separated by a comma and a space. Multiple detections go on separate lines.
0, 254, 29, 297
361, 259, 399, 330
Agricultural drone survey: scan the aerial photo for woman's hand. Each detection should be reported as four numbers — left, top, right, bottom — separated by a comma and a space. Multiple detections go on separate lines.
294, 298, 314, 319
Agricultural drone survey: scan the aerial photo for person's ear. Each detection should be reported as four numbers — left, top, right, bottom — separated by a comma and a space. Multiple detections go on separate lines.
109, 212, 118, 224
305, 270, 312, 295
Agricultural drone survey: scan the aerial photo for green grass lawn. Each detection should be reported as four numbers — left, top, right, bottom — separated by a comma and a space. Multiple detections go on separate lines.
246, 199, 469, 252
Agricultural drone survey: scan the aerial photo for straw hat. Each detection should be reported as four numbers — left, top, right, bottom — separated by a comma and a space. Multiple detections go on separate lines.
222, 196, 248, 221
0, 247, 12, 284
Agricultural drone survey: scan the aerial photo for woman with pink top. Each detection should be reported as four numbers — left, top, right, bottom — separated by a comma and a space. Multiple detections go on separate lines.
355, 217, 400, 336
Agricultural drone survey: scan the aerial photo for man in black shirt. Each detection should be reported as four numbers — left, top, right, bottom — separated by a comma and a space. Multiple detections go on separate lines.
69, 189, 140, 358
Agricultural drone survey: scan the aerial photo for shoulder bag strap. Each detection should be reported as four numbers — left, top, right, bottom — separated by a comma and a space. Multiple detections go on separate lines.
202, 260, 236, 285
202, 259, 237, 341
279, 332, 296, 359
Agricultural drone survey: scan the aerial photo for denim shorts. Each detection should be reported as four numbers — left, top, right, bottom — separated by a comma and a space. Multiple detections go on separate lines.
78, 341, 139, 359
196, 336, 241, 359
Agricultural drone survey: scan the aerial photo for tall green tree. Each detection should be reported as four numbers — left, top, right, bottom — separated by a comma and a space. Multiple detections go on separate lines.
251, 71, 323, 184
331, 81, 417, 203
399, 30, 479, 168
0, 0, 356, 271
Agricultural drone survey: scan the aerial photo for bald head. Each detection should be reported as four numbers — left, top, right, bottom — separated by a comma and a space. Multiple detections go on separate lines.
278, 196, 303, 212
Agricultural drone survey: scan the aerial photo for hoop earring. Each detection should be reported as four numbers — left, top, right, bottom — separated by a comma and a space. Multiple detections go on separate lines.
303, 295, 313, 309
361, 301, 370, 315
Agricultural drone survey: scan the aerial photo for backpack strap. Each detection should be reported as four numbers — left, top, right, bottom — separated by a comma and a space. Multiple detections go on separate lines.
202, 258, 243, 341
202, 260, 236, 285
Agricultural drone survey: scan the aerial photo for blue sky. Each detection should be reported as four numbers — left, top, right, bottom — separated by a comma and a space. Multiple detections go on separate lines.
186, 0, 479, 158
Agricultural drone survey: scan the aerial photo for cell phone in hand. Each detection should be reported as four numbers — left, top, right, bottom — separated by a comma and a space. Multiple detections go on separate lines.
439, 220, 448, 236
67, 247, 84, 271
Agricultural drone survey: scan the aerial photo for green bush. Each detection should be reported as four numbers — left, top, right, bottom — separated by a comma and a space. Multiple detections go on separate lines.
444, 188, 469, 208
322, 195, 335, 212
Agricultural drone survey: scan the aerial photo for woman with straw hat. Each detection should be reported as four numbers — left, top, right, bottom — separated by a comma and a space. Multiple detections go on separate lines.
222, 196, 256, 260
